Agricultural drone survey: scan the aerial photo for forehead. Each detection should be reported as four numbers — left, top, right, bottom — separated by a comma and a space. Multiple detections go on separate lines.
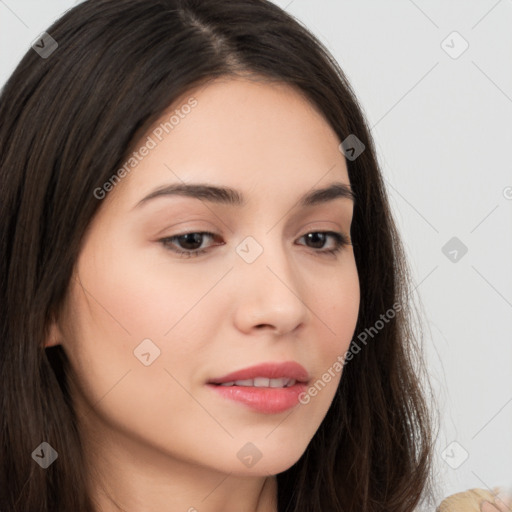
105, 76, 350, 210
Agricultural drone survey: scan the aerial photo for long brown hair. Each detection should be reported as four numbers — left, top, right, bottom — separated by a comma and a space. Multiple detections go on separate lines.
0, 0, 439, 510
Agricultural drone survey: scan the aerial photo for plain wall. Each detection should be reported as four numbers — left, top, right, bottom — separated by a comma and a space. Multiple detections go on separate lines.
1, 0, 511, 503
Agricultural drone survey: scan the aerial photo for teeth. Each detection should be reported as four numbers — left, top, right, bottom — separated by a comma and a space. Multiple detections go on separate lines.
219, 378, 296, 388
234, 379, 254, 386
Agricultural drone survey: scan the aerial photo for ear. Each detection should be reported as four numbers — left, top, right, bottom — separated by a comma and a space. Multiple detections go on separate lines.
44, 313, 64, 348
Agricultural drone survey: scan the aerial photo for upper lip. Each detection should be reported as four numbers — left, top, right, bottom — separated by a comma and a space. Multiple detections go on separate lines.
208, 361, 310, 384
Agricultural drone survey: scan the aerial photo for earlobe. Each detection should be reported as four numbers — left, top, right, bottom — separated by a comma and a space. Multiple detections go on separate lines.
44, 315, 63, 348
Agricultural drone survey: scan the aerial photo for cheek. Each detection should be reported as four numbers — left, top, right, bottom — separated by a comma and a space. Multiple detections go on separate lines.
300, 259, 359, 403
313, 257, 360, 352
61, 260, 204, 442
72, 233, 212, 341
62, 238, 217, 404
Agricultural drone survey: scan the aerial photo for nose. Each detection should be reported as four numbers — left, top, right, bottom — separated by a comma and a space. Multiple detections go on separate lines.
232, 237, 309, 337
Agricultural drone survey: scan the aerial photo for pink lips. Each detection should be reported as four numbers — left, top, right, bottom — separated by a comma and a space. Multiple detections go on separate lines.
208, 361, 310, 384
206, 361, 310, 414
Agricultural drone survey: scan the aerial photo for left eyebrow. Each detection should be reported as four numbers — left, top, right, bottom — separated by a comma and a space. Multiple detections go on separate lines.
132, 181, 355, 210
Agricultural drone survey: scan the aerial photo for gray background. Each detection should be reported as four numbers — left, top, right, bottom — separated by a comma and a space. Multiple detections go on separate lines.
1, 0, 511, 501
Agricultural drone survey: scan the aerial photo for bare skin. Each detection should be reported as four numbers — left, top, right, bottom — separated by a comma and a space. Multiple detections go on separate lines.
46, 75, 360, 512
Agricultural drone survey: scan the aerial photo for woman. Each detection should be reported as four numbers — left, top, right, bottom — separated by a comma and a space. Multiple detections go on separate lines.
0, 0, 439, 510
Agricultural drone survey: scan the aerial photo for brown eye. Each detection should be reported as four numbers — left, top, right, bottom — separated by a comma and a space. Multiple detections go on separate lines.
159, 231, 221, 258
298, 231, 350, 255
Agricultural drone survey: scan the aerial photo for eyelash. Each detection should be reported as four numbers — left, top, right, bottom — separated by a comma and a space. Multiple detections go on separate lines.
159, 230, 351, 258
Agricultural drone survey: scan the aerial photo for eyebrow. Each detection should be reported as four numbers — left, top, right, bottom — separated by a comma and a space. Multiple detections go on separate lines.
133, 181, 355, 210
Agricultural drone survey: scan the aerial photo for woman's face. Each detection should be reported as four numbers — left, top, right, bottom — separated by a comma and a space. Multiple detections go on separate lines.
49, 76, 360, 479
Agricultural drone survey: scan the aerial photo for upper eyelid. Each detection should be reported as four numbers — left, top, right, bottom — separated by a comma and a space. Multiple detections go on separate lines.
160, 217, 350, 236
163, 228, 347, 238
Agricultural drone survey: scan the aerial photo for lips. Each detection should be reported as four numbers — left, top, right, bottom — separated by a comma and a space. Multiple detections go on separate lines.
206, 362, 311, 413
207, 381, 308, 414
207, 361, 310, 386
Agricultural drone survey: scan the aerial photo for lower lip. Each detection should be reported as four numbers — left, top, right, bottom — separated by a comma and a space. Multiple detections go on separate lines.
206, 382, 308, 414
